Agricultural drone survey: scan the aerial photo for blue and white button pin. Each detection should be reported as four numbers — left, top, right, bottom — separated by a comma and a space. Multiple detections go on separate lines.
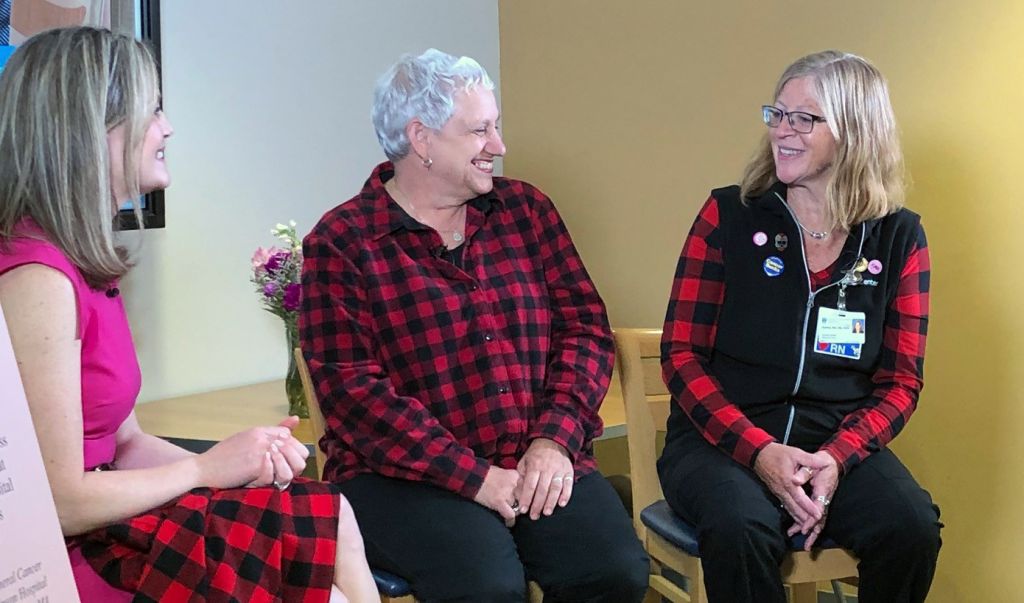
763, 256, 784, 277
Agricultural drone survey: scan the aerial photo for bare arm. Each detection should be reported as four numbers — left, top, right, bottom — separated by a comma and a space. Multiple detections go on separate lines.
0, 265, 284, 536
114, 411, 194, 469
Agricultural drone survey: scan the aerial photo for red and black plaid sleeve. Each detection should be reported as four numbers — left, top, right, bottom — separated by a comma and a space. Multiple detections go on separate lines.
527, 193, 613, 458
820, 224, 930, 473
300, 225, 490, 499
661, 196, 777, 468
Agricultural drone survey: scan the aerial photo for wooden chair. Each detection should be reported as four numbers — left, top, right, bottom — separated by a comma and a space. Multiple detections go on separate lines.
294, 348, 416, 603
294, 349, 545, 603
612, 329, 858, 603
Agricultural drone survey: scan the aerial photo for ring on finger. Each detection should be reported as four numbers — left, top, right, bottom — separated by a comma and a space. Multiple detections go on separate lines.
552, 476, 563, 483
815, 495, 831, 506
563, 474, 573, 482
510, 499, 520, 512
801, 466, 814, 476
272, 480, 289, 491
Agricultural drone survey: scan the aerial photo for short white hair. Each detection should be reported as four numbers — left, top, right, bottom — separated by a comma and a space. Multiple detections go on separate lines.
372, 48, 494, 161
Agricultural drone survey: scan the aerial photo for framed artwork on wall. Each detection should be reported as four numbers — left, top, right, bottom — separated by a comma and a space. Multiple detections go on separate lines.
114, 0, 163, 230
0, 0, 164, 230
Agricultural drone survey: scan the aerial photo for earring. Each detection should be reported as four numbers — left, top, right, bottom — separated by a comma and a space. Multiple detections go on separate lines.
422, 157, 433, 168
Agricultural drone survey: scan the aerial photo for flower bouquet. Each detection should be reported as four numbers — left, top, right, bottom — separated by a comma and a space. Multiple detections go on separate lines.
251, 221, 308, 418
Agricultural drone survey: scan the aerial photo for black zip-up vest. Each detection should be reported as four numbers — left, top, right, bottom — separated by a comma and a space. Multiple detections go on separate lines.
667, 183, 924, 450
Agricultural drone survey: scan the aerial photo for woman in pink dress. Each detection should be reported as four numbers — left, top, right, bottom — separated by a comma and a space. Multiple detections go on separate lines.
0, 27, 379, 603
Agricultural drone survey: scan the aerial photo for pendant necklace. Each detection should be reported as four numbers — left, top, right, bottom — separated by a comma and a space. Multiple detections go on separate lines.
794, 218, 830, 240
389, 181, 465, 244
774, 191, 831, 240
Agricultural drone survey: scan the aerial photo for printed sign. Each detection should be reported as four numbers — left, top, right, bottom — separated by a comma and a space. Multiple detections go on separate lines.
0, 304, 80, 603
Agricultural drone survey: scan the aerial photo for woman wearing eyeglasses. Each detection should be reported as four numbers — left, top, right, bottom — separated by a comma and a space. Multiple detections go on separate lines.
658, 51, 941, 602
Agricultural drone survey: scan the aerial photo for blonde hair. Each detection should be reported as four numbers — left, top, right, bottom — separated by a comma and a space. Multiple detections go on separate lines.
740, 50, 905, 231
0, 27, 160, 289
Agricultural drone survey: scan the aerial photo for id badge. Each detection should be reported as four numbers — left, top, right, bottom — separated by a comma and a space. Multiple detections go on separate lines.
813, 307, 866, 359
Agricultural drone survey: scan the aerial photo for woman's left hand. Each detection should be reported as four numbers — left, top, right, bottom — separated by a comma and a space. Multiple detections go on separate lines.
516, 438, 575, 520
243, 416, 309, 489
272, 416, 311, 476
789, 450, 840, 550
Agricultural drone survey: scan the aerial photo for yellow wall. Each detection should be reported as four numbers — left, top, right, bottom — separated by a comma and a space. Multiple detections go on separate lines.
500, 1, 1024, 600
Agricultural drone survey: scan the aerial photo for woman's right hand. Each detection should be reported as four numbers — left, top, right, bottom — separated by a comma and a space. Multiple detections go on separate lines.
194, 424, 301, 489
473, 466, 523, 526
753, 442, 828, 528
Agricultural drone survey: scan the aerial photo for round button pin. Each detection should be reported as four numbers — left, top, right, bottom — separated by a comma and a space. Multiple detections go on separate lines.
774, 233, 788, 251
868, 259, 883, 274
763, 256, 784, 277
753, 231, 768, 246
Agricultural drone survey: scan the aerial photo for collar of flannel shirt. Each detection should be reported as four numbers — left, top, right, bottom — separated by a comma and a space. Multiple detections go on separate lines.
364, 162, 503, 241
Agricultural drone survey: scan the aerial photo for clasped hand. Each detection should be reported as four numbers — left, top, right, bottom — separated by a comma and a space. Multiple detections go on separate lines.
754, 443, 839, 550
473, 438, 575, 526
194, 416, 309, 490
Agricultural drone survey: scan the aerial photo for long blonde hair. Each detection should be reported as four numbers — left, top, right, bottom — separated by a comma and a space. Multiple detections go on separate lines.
740, 51, 905, 231
0, 27, 160, 289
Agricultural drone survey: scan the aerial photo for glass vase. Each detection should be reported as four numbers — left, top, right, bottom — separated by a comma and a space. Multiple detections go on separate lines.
284, 322, 309, 419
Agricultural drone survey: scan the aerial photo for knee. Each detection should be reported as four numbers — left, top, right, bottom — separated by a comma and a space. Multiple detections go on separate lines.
595, 553, 650, 600
335, 494, 367, 557
877, 502, 942, 558
846, 494, 941, 568
417, 553, 525, 602
546, 548, 649, 603
699, 508, 786, 559
448, 566, 525, 602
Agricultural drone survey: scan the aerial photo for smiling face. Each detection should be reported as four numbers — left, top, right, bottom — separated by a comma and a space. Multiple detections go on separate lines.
426, 86, 506, 200
108, 107, 174, 202
770, 76, 836, 195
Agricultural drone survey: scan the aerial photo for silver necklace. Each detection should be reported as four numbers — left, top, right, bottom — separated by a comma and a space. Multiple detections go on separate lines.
794, 218, 830, 240
774, 191, 831, 240
389, 181, 465, 243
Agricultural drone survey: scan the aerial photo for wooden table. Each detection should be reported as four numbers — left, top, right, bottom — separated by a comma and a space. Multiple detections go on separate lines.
136, 378, 626, 445
137, 378, 630, 481
136, 380, 317, 444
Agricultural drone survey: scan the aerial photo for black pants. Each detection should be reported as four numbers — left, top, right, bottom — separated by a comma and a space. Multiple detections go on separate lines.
659, 431, 941, 603
339, 471, 650, 603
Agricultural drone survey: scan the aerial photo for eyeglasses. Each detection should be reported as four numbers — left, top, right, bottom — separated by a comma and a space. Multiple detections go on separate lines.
761, 105, 826, 134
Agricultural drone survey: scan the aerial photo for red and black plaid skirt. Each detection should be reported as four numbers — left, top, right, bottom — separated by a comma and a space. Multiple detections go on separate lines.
79, 478, 341, 602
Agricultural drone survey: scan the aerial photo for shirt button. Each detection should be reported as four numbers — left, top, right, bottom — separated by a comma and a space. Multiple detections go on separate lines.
484, 334, 493, 342
498, 386, 509, 394
468, 284, 479, 291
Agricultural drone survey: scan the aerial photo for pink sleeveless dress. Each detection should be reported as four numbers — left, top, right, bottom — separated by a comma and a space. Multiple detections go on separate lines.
1, 224, 343, 602
0, 224, 138, 602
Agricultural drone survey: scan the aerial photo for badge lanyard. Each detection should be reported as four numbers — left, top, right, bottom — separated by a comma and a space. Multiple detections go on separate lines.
815, 257, 869, 360
836, 257, 868, 310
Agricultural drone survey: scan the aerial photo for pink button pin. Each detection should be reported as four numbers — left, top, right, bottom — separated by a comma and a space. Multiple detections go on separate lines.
753, 232, 768, 246
868, 259, 883, 274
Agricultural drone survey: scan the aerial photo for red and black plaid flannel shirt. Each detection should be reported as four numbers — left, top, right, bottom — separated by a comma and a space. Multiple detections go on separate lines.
662, 195, 930, 472
300, 163, 613, 499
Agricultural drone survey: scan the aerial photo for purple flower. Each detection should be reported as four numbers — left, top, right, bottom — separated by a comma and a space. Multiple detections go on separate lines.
282, 283, 301, 311
263, 282, 279, 297
265, 250, 291, 274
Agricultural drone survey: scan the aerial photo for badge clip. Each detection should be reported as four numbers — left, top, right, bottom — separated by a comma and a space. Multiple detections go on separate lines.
837, 258, 868, 310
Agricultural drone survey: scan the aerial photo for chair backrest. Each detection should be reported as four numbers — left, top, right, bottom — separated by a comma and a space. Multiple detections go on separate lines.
294, 347, 328, 479
613, 328, 671, 537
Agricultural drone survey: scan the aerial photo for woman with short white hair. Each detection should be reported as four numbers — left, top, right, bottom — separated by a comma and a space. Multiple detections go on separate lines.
300, 48, 649, 602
